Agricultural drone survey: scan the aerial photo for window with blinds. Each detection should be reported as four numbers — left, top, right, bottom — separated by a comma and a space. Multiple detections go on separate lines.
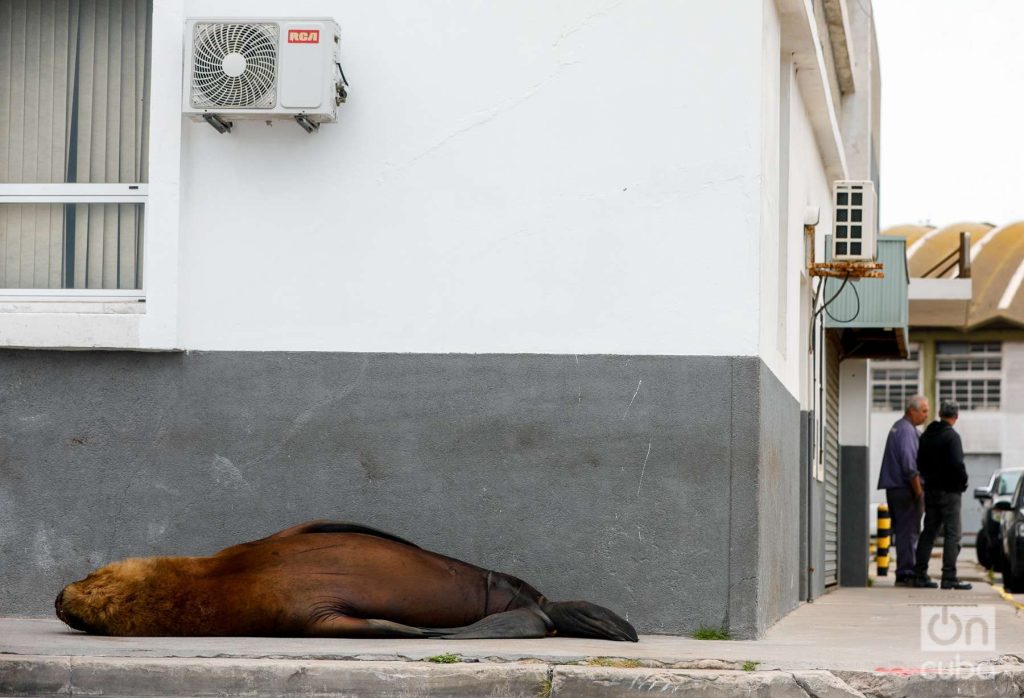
870, 345, 920, 411
936, 341, 1002, 410
0, 0, 151, 291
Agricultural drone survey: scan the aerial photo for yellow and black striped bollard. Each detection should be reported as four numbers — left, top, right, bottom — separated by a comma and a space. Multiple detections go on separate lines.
876, 504, 891, 577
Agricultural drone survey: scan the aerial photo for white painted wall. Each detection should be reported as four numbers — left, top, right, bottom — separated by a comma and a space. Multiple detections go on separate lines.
140, 0, 187, 350
758, 0, 784, 383
784, 66, 834, 407
956, 413, 1002, 455
1001, 341, 1024, 467
0, 0, 859, 368
756, 0, 845, 403
169, 0, 767, 354
869, 409, 901, 505
839, 359, 869, 445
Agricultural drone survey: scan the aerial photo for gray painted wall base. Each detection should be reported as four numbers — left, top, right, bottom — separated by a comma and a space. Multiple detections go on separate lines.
0, 350, 799, 637
754, 362, 801, 633
798, 411, 827, 600
840, 445, 870, 587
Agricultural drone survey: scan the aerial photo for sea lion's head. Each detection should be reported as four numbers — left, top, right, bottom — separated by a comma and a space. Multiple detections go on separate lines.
55, 558, 162, 635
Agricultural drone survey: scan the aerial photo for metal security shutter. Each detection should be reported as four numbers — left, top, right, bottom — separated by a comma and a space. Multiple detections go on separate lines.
824, 339, 841, 586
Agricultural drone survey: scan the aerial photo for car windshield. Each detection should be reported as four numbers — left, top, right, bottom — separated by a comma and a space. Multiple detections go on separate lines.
998, 471, 1023, 496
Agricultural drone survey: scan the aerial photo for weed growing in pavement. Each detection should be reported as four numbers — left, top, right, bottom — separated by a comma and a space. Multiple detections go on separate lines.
692, 627, 731, 640
742, 661, 760, 672
427, 653, 460, 664
537, 678, 553, 698
586, 657, 642, 668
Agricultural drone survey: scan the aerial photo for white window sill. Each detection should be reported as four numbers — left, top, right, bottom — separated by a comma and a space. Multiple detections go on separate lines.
0, 290, 145, 314
0, 301, 145, 314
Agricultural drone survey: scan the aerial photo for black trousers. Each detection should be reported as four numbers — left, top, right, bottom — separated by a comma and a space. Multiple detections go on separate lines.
914, 491, 963, 581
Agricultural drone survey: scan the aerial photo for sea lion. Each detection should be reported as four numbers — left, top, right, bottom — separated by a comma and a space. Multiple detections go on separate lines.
54, 520, 638, 642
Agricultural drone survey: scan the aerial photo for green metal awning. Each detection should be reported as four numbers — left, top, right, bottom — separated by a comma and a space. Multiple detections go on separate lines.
823, 236, 909, 359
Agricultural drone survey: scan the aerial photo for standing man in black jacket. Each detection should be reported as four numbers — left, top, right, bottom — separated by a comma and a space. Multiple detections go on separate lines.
913, 401, 972, 589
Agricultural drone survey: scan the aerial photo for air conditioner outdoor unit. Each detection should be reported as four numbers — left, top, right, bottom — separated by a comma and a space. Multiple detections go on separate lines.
183, 18, 347, 134
831, 180, 877, 261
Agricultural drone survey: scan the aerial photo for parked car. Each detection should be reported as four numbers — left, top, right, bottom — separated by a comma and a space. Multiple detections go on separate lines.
994, 476, 1024, 593
974, 467, 1023, 570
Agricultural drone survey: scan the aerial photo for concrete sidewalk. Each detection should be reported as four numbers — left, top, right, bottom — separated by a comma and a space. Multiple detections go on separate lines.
3, 558, 1024, 696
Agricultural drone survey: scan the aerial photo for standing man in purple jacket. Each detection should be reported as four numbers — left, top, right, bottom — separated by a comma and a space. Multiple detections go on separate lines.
877, 395, 929, 585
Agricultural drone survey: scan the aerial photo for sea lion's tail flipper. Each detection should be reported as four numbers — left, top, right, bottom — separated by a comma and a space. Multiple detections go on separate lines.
543, 601, 639, 642
429, 609, 549, 640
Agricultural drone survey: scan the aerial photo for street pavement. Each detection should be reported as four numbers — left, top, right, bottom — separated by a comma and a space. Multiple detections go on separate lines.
2, 552, 1023, 696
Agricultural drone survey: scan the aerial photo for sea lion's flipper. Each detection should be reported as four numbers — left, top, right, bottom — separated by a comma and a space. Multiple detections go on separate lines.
310, 611, 549, 640
543, 601, 639, 642
429, 609, 549, 640
263, 520, 420, 548
306, 615, 434, 639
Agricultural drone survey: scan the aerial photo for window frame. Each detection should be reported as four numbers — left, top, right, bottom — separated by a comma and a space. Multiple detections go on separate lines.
935, 341, 1003, 411
870, 343, 921, 411
0, 183, 148, 300
0, 0, 179, 351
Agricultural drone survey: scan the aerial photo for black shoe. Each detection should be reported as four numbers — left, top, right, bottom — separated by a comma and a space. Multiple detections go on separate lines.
913, 576, 939, 588
894, 574, 915, 587
941, 579, 972, 590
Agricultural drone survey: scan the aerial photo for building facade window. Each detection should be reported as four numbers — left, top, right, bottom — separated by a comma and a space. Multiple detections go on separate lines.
936, 341, 1002, 410
871, 345, 920, 411
0, 0, 151, 293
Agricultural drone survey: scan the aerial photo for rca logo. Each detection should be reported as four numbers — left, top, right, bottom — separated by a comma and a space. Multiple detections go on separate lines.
287, 29, 320, 44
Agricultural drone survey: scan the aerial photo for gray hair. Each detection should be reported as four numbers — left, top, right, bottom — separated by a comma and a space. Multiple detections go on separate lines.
940, 401, 959, 418
905, 395, 927, 413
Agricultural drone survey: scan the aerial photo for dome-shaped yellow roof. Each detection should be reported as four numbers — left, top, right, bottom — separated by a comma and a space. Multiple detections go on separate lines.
882, 223, 1024, 328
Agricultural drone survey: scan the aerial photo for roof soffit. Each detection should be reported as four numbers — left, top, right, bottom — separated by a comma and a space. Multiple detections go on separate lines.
775, 0, 849, 182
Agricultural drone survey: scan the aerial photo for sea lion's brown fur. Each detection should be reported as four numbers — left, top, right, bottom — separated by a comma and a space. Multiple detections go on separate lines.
55, 521, 638, 642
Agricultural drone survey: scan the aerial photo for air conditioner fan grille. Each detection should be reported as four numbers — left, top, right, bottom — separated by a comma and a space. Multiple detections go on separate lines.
191, 23, 277, 109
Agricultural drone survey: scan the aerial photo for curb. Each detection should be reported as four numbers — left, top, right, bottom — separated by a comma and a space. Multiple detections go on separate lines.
4, 655, 1024, 697
552, 666, 861, 697
0, 656, 548, 697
